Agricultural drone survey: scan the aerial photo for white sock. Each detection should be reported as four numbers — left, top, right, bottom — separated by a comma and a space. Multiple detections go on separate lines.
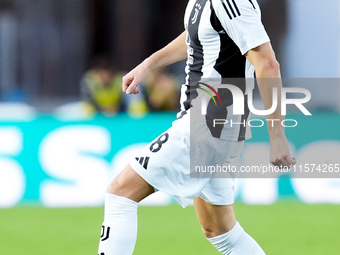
98, 193, 138, 255
208, 221, 266, 255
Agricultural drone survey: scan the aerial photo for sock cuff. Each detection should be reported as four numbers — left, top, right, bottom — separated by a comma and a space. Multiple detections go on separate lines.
104, 193, 138, 221
208, 221, 244, 246
207, 221, 266, 255
105, 193, 138, 207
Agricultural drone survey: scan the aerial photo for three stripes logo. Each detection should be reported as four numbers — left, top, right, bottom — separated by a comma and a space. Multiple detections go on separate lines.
198, 82, 223, 107
221, 0, 241, 20
136, 156, 150, 170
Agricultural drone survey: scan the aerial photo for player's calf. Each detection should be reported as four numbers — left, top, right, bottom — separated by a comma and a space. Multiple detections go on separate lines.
98, 164, 154, 255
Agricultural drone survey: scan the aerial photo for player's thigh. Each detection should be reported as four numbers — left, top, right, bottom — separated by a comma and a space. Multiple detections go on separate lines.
194, 197, 236, 238
107, 164, 154, 203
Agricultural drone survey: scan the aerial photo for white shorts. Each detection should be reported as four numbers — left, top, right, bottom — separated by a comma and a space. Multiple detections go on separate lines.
130, 110, 244, 208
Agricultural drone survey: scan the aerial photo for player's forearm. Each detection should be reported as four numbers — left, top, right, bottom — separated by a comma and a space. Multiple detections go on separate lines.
245, 42, 286, 138
255, 60, 285, 139
143, 31, 187, 71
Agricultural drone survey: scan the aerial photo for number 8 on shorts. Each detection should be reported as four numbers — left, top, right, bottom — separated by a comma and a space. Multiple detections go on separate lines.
149, 133, 169, 153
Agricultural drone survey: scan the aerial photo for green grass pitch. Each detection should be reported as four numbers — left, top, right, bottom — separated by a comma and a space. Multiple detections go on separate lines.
1, 203, 339, 254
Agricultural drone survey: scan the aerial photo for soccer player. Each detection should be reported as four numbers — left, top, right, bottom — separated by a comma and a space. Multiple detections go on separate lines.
98, 0, 296, 254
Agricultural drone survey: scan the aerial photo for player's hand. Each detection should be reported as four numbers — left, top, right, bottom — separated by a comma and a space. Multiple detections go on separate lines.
269, 135, 296, 169
122, 63, 149, 95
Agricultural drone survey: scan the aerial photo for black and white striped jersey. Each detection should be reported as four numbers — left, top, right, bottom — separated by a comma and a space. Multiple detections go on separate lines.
179, 0, 270, 141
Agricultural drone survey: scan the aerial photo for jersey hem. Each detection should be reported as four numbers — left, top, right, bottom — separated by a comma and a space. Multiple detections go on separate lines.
240, 36, 270, 55
130, 158, 192, 208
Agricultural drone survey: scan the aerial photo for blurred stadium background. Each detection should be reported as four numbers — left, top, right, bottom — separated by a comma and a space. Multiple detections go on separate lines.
0, 0, 340, 254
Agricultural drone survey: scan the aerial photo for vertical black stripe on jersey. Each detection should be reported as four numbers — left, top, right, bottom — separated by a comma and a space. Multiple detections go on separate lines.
208, 5, 251, 141
210, 7, 246, 79
238, 94, 251, 141
187, 0, 208, 84
181, 84, 200, 112
181, 0, 208, 114
205, 87, 234, 139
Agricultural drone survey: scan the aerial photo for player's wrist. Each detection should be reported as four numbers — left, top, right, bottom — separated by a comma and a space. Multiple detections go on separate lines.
268, 127, 285, 139
141, 57, 154, 72
145, 50, 168, 70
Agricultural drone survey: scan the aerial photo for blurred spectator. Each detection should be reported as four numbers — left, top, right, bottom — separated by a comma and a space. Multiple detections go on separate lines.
80, 55, 149, 117
80, 56, 125, 115
145, 68, 180, 111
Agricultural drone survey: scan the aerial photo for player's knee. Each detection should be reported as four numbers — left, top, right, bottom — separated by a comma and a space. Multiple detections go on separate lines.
201, 219, 236, 238
105, 165, 155, 202
106, 165, 135, 195
201, 220, 231, 238
202, 225, 220, 238
106, 175, 124, 195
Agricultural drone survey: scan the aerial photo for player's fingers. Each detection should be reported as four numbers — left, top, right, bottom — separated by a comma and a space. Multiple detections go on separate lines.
129, 85, 140, 94
132, 88, 140, 94
285, 156, 296, 168
126, 82, 138, 94
270, 158, 283, 168
124, 72, 141, 94
280, 157, 292, 168
122, 75, 133, 93
278, 155, 296, 169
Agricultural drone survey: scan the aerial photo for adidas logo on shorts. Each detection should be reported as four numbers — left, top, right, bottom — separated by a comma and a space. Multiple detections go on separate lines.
135, 157, 150, 170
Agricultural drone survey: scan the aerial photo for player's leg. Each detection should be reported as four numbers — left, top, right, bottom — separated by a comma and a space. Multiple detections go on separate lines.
193, 197, 236, 238
107, 163, 155, 202
194, 197, 266, 255
98, 112, 191, 254
98, 164, 154, 255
